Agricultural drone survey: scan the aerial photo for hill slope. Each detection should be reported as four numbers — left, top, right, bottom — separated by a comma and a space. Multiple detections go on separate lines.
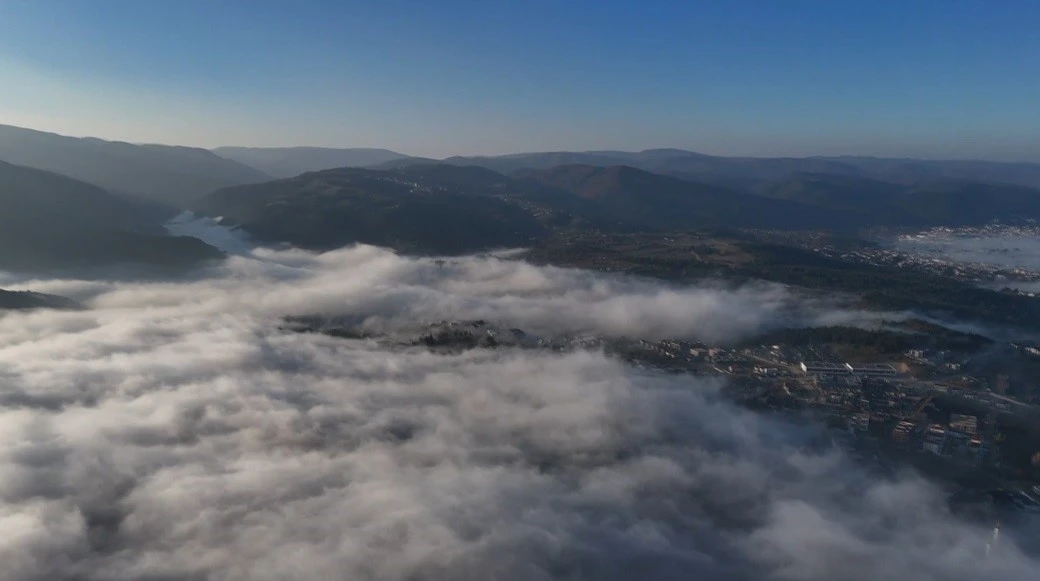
0, 124, 270, 207
0, 160, 223, 271
196, 166, 547, 254
213, 146, 410, 178
195, 161, 1040, 257
0, 289, 81, 310
517, 165, 873, 231
757, 173, 1040, 226
194, 162, 895, 256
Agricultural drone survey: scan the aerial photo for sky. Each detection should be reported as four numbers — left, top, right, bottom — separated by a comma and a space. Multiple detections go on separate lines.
0, 0, 1038, 159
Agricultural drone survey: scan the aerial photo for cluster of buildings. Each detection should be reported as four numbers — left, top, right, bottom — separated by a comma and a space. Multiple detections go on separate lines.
416, 322, 1040, 503
1012, 342, 1040, 359
827, 384, 994, 468
906, 348, 966, 372
915, 419, 989, 462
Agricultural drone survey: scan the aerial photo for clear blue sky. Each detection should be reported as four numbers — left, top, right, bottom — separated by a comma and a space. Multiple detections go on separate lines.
0, 0, 1037, 160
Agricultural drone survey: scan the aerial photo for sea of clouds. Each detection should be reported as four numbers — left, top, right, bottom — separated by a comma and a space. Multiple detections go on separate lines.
0, 237, 1037, 580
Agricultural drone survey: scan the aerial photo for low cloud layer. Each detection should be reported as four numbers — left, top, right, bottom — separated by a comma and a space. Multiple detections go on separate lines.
897, 234, 1040, 272
18, 244, 900, 345
0, 245, 1036, 580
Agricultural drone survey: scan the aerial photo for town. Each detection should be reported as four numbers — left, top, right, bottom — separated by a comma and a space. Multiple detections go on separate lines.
406, 316, 1040, 521
610, 332, 1040, 521
292, 305, 1040, 527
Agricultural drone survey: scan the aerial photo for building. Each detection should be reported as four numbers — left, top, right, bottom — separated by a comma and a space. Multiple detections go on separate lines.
849, 412, 870, 433
923, 424, 946, 455
949, 413, 979, 436
892, 421, 915, 443
845, 363, 898, 377
800, 362, 849, 375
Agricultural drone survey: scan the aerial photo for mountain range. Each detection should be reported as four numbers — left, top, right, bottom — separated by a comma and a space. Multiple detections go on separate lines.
366, 148, 1040, 191
196, 161, 1040, 254
0, 124, 269, 207
4, 122, 1040, 268
213, 146, 408, 178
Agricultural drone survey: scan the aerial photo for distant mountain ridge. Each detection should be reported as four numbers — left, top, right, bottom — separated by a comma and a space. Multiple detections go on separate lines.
207, 141, 1040, 191
438, 149, 1040, 191
516, 164, 873, 231
213, 146, 410, 178
757, 172, 1040, 226
0, 124, 270, 207
196, 160, 1040, 256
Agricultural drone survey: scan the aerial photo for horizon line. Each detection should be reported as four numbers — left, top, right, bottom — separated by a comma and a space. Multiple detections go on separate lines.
2, 121, 1039, 166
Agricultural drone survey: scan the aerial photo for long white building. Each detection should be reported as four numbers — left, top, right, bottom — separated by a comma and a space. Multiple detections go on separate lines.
799, 362, 898, 377
799, 362, 849, 375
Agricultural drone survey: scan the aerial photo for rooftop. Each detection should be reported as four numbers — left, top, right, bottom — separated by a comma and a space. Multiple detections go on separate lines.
847, 363, 897, 372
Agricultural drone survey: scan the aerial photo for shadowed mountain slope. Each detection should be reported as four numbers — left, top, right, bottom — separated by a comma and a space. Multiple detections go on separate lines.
0, 160, 222, 271
196, 166, 547, 254
0, 124, 270, 207
757, 173, 1040, 226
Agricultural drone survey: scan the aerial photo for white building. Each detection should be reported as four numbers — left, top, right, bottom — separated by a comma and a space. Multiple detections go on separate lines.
949, 413, 978, 436
800, 362, 849, 375
845, 363, 898, 377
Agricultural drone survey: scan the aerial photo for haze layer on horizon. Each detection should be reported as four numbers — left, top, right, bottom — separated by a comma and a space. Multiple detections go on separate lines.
0, 0, 1037, 161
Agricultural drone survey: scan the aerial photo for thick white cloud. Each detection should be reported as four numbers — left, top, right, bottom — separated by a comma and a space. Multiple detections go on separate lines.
0, 245, 1035, 580
15, 244, 902, 345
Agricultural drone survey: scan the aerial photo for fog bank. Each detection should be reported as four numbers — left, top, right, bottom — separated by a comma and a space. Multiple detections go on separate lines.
0, 245, 1034, 580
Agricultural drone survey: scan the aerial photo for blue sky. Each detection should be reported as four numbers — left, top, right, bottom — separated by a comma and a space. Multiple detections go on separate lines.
0, 0, 1037, 159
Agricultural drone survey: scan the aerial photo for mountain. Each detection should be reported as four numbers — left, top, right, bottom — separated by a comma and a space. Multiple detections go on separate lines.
441, 151, 637, 174
0, 160, 223, 272
830, 157, 1040, 190
195, 162, 890, 256
900, 180, 1040, 225
516, 165, 866, 231
0, 289, 81, 310
195, 159, 1040, 257
755, 173, 923, 225
757, 173, 1040, 226
195, 166, 547, 254
213, 146, 410, 178
411, 150, 863, 180
0, 124, 270, 207
404, 148, 1040, 191
364, 156, 442, 170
